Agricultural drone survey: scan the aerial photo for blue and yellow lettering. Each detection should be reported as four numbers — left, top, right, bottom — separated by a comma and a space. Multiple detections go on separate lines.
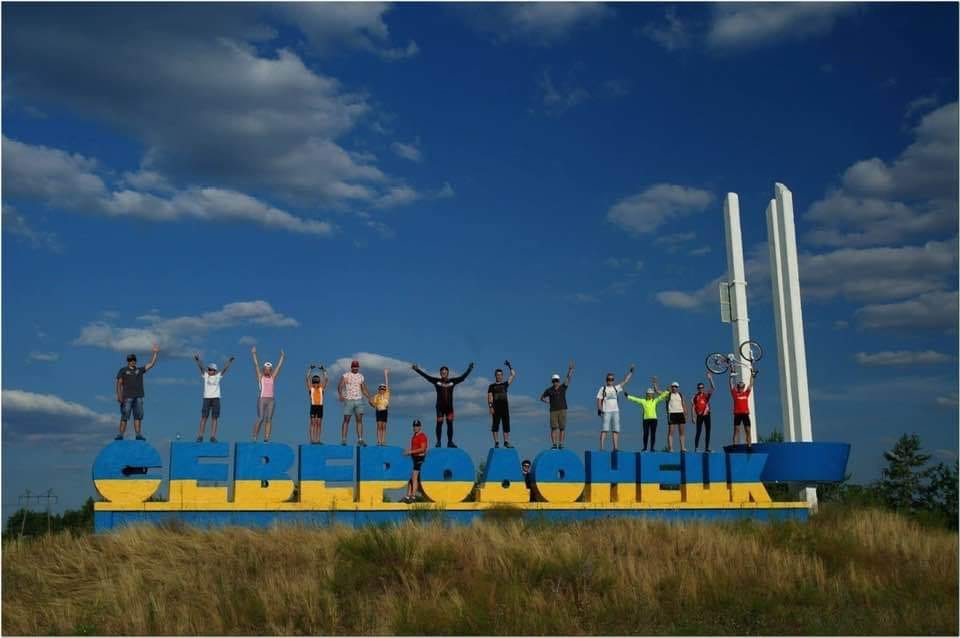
92, 440, 163, 504
531, 449, 585, 503
477, 448, 529, 502
680, 453, 729, 504
299, 445, 355, 507
233, 443, 295, 504
639, 452, 683, 504
584, 451, 638, 504
356, 446, 411, 504
727, 453, 771, 504
168, 441, 230, 505
419, 448, 475, 504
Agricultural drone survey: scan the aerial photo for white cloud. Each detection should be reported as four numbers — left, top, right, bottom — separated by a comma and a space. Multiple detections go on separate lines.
276, 3, 419, 60
707, 3, 856, 50
855, 291, 959, 331
539, 69, 590, 113
121, 169, 176, 194
854, 350, 954, 367
905, 94, 939, 121
238, 336, 258, 345
2, 203, 61, 252
935, 392, 959, 407
655, 277, 721, 311
1, 389, 113, 450
3, 138, 336, 236
74, 300, 298, 356
690, 246, 712, 256
390, 139, 422, 162
465, 3, 610, 45
607, 184, 714, 235
641, 7, 690, 51
28, 352, 60, 363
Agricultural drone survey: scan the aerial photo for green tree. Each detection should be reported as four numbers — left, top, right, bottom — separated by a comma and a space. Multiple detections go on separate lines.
878, 433, 931, 511
922, 461, 959, 522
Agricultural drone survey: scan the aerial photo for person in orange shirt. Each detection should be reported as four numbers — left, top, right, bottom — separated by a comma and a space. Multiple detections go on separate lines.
305, 364, 328, 444
401, 419, 428, 504
369, 369, 390, 446
730, 369, 757, 451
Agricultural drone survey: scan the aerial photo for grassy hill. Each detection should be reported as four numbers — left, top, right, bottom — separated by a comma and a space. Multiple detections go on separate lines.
2, 506, 957, 635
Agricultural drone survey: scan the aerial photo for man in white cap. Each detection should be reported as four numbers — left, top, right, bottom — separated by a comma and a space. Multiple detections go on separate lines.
665, 381, 689, 452
193, 352, 236, 442
539, 360, 574, 449
338, 359, 372, 446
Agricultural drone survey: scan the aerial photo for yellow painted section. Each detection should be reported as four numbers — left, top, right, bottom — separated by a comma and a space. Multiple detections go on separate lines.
233, 479, 295, 505
611, 483, 638, 504
94, 479, 162, 504
357, 480, 407, 505
584, 483, 612, 504
168, 479, 228, 505
299, 480, 355, 507
420, 480, 473, 504
535, 482, 584, 503
477, 482, 530, 503
730, 482, 772, 504
682, 483, 732, 505
640, 483, 683, 505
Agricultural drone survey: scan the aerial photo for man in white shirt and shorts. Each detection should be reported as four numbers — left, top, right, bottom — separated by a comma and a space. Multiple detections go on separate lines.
595, 364, 635, 451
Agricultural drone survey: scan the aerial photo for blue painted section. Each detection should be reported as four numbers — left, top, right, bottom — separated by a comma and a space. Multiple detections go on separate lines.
681, 453, 727, 486
585, 451, 638, 484
169, 442, 230, 481
725, 452, 768, 483
640, 452, 683, 486
419, 448, 475, 482
531, 449, 585, 483
94, 506, 808, 531
92, 440, 163, 480
357, 445, 411, 481
299, 445, 354, 483
724, 442, 852, 483
234, 443, 295, 481
482, 447, 524, 485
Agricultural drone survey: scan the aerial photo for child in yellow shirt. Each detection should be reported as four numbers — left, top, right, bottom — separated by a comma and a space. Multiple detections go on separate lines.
370, 368, 390, 446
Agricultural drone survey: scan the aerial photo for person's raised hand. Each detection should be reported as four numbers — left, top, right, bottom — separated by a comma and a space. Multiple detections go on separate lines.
251, 346, 257, 354
629, 364, 635, 372
152, 343, 160, 353
568, 359, 575, 369
194, 353, 200, 361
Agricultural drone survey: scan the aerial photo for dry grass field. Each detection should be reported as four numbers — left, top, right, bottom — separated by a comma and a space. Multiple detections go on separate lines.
2, 506, 957, 635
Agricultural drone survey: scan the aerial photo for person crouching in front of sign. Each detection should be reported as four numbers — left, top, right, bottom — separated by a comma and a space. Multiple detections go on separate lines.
521, 458, 536, 502
595, 364, 634, 451
401, 419, 428, 504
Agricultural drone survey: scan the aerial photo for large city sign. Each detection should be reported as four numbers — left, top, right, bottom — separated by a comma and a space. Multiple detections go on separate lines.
92, 440, 850, 531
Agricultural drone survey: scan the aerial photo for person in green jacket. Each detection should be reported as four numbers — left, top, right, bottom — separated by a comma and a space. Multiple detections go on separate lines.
624, 377, 670, 452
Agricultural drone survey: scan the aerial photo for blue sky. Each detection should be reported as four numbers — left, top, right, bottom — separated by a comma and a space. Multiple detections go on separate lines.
2, 2, 957, 512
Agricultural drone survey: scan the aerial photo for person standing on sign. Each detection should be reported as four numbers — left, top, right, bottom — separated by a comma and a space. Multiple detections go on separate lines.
194, 353, 236, 442
339, 359, 372, 447
370, 369, 390, 446
730, 370, 757, 450
539, 360, 574, 449
692, 372, 716, 452
665, 381, 689, 452
412, 361, 475, 448
305, 364, 328, 444
488, 361, 517, 448
115, 344, 160, 440
623, 377, 668, 452
401, 419, 428, 504
250, 346, 285, 442
595, 365, 635, 451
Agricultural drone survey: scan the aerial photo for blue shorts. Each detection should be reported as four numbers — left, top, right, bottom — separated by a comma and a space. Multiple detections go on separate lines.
120, 397, 144, 421
343, 398, 365, 417
600, 410, 620, 433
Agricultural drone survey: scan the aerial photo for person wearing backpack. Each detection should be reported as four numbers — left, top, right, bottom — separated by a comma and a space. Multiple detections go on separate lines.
665, 381, 689, 452
595, 364, 635, 451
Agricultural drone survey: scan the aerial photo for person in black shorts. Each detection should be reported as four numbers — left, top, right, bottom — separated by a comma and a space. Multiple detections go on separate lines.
412, 361, 474, 448
487, 360, 517, 448
306, 364, 328, 444
401, 419, 429, 504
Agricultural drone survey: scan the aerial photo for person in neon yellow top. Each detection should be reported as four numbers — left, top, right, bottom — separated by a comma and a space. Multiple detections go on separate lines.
369, 369, 390, 446
623, 377, 669, 452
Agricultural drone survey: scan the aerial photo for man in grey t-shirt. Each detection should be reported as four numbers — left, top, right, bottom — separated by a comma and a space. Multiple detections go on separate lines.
540, 360, 574, 449
115, 344, 159, 440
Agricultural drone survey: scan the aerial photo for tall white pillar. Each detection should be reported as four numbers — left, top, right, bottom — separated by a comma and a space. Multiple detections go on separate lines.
766, 198, 798, 442
723, 193, 757, 442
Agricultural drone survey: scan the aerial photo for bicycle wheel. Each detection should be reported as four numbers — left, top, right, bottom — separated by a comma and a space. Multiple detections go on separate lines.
739, 340, 763, 362
705, 353, 729, 374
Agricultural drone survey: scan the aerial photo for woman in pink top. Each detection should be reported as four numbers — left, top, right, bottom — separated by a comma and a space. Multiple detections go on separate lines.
250, 346, 285, 442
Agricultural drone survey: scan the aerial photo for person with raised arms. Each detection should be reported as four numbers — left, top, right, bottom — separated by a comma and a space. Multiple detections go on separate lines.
487, 360, 517, 448
400, 419, 428, 504
250, 346, 285, 442
193, 352, 235, 442
730, 369, 758, 451
665, 381, 690, 452
305, 363, 328, 444
339, 359, 372, 447
539, 360, 574, 449
412, 361, 474, 448
595, 364, 635, 451
369, 368, 390, 446
623, 376, 669, 452
692, 372, 716, 452
115, 344, 160, 441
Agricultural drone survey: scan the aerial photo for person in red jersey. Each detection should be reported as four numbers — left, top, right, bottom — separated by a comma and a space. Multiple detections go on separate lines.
401, 419, 429, 504
730, 369, 757, 450
691, 372, 715, 452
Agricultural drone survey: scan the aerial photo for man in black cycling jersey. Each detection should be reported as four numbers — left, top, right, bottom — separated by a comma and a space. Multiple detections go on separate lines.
412, 361, 475, 448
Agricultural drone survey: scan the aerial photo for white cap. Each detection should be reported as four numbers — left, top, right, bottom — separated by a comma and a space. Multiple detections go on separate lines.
670, 381, 679, 387
378, 383, 387, 389
551, 374, 561, 381
207, 363, 218, 371
646, 388, 654, 394
264, 362, 273, 368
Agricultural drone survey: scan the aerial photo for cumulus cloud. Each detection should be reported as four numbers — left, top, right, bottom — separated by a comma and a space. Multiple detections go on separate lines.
276, 2, 418, 59
464, 3, 610, 45
390, 139, 422, 162
27, 352, 60, 363
74, 300, 298, 356
2, 389, 114, 450
707, 3, 856, 50
641, 7, 691, 51
539, 69, 590, 113
2, 203, 61, 252
854, 350, 955, 366
855, 291, 959, 331
607, 184, 714, 235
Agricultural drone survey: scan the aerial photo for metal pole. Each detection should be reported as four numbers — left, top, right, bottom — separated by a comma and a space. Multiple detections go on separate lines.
723, 193, 758, 442
19, 490, 30, 538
